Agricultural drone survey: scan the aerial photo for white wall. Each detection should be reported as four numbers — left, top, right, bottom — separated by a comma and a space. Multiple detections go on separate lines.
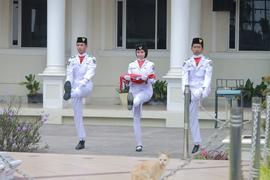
0, 49, 46, 96
0, 0, 11, 48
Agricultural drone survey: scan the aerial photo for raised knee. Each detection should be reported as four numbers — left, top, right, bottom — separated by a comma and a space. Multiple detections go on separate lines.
133, 98, 141, 108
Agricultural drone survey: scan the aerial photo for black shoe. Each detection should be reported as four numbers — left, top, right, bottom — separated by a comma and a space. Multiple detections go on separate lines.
192, 144, 200, 154
63, 81, 71, 101
135, 145, 143, 152
127, 93, 133, 110
75, 140, 85, 150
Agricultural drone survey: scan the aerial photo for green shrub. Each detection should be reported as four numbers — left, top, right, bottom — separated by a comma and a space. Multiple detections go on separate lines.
19, 74, 41, 95
152, 80, 167, 103
260, 165, 270, 180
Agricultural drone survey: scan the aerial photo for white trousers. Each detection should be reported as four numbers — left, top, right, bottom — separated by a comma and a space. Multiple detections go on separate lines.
132, 90, 152, 146
71, 81, 93, 141
189, 100, 201, 145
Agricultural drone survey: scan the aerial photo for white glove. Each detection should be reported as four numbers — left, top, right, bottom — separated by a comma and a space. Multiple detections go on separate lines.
141, 75, 148, 81
124, 75, 131, 81
192, 88, 203, 101
202, 87, 209, 98
79, 79, 88, 87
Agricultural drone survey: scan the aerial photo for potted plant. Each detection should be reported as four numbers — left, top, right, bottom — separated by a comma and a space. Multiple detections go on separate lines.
116, 81, 129, 108
150, 80, 167, 105
238, 79, 255, 107
20, 74, 43, 103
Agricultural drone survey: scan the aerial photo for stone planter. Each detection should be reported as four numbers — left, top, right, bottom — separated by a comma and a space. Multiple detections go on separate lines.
27, 93, 43, 103
119, 93, 128, 108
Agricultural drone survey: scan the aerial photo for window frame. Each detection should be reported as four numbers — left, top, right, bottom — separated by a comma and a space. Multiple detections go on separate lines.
229, 0, 270, 52
115, 0, 168, 50
11, 0, 22, 47
11, 0, 47, 48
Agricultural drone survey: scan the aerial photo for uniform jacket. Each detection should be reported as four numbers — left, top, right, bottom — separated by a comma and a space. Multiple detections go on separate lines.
182, 55, 213, 99
66, 53, 96, 85
128, 59, 155, 94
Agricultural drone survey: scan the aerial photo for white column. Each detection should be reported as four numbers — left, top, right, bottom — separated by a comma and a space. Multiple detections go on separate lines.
164, 0, 190, 127
212, 12, 217, 52
39, 0, 66, 115
71, 0, 88, 55
0, 1, 2, 46
100, 0, 106, 50
164, 0, 190, 109
44, 0, 66, 75
189, 0, 202, 56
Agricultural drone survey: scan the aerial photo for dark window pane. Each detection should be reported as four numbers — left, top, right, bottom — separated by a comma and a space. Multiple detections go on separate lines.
229, 1, 236, 49
213, 0, 234, 11
126, 0, 155, 49
239, 0, 270, 51
117, 1, 123, 47
21, 0, 47, 47
157, 0, 167, 49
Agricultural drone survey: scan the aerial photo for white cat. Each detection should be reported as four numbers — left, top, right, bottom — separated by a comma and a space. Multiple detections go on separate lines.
131, 153, 169, 180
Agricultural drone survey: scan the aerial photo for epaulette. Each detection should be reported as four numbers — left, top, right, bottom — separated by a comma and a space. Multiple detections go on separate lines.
182, 58, 190, 66
86, 56, 96, 64
205, 58, 213, 66
92, 57, 96, 64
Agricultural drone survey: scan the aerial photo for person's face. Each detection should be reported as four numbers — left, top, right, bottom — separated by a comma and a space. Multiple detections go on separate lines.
136, 49, 145, 60
76, 43, 87, 54
191, 44, 203, 56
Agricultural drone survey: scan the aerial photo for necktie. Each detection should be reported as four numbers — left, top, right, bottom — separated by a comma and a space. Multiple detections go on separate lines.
137, 60, 145, 68
194, 57, 201, 66
79, 55, 85, 64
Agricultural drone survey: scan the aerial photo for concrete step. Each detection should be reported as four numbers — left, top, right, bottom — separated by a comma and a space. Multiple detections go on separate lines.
2, 102, 254, 128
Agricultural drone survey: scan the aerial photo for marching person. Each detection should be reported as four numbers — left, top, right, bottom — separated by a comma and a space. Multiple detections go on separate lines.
63, 37, 96, 150
123, 43, 156, 152
182, 38, 213, 154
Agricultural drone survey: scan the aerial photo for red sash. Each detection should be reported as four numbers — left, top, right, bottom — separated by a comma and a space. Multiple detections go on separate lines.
119, 73, 156, 92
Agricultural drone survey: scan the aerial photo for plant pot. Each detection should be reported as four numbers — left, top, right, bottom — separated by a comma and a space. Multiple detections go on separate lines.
119, 93, 128, 108
148, 99, 166, 105
238, 96, 252, 108
27, 93, 43, 103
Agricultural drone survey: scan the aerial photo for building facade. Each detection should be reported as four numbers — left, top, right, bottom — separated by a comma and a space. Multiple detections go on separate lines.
0, 0, 269, 125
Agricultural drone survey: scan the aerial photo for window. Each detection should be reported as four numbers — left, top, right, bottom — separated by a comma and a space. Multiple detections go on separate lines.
116, 0, 167, 49
12, 0, 47, 47
230, 0, 270, 51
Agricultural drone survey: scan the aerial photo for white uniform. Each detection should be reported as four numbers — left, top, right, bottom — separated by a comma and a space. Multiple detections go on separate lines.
182, 55, 213, 144
66, 53, 96, 141
128, 59, 155, 146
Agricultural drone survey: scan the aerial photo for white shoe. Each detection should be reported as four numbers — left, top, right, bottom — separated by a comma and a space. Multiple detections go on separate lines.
0, 163, 5, 171
9, 160, 22, 169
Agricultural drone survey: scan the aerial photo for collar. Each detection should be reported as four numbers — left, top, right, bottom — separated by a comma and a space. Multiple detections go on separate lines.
78, 53, 87, 57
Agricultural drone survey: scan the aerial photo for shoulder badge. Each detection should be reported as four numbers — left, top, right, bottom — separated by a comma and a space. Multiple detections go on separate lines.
67, 59, 71, 66
92, 57, 96, 64
152, 64, 155, 71
183, 61, 187, 66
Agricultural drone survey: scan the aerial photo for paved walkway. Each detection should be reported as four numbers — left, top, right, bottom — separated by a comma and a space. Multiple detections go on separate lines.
2, 124, 249, 180
37, 124, 219, 158
11, 152, 236, 180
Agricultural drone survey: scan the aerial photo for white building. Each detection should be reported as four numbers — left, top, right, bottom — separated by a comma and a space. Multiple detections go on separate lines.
0, 0, 269, 127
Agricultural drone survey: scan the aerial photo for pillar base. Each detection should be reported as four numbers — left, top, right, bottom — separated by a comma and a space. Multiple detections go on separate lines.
39, 73, 65, 109
163, 68, 184, 112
